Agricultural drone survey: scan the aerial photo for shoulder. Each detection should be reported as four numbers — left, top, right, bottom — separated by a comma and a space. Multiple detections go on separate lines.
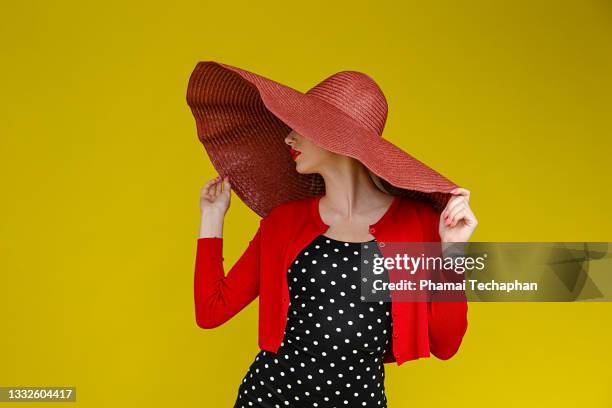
262, 196, 314, 223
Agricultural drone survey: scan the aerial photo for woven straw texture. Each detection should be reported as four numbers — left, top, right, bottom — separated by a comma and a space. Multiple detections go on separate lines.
186, 61, 459, 218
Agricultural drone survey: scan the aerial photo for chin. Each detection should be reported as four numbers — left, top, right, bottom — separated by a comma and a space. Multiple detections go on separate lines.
295, 163, 313, 174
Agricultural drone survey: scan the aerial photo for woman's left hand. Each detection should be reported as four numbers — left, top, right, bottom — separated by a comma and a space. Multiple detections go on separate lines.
439, 188, 478, 242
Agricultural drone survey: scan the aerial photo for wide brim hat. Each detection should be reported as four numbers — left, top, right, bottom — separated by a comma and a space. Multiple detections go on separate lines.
186, 61, 459, 218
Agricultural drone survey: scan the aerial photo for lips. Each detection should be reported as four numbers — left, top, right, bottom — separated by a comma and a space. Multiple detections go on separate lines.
290, 148, 301, 161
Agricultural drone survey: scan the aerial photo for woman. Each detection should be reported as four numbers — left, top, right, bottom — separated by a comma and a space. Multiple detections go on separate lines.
188, 61, 478, 407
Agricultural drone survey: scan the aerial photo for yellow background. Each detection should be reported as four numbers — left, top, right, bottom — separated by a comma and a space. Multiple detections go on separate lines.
1, 0, 611, 406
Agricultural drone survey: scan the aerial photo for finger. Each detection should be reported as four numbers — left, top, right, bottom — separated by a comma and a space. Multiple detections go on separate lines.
448, 208, 468, 228
203, 181, 217, 198
223, 176, 231, 193
205, 181, 215, 199
462, 206, 478, 227
450, 187, 470, 195
443, 195, 461, 216
201, 190, 212, 202
204, 175, 222, 190
204, 177, 218, 192
445, 205, 465, 225
450, 209, 464, 228
217, 177, 224, 195
214, 178, 222, 197
451, 207, 476, 228
454, 208, 478, 228
443, 196, 465, 219
201, 184, 212, 198
203, 178, 217, 190
449, 187, 470, 202
447, 203, 466, 227
220, 175, 229, 193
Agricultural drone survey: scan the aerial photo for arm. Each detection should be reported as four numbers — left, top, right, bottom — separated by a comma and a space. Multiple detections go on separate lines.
427, 290, 468, 360
193, 174, 262, 329
194, 219, 262, 329
424, 203, 469, 360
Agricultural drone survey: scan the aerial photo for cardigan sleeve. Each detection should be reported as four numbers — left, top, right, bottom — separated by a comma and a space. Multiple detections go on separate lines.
423, 204, 469, 360
194, 218, 263, 329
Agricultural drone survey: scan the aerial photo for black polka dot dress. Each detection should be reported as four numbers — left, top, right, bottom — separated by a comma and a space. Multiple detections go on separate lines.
234, 234, 393, 408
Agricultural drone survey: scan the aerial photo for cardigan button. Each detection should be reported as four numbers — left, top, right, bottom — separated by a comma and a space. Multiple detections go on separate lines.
369, 227, 376, 234
392, 332, 399, 339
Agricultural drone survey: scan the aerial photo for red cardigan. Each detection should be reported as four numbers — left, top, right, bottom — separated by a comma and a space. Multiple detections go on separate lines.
194, 194, 468, 366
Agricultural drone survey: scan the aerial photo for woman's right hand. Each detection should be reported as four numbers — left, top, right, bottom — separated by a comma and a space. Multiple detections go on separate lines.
200, 175, 231, 216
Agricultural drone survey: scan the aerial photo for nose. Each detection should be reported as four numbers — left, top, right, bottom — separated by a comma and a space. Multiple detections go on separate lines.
284, 132, 295, 146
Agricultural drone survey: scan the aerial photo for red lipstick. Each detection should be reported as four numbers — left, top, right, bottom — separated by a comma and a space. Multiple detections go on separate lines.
290, 148, 301, 161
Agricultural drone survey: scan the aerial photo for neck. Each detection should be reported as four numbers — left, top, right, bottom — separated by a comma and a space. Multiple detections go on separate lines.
317, 157, 391, 216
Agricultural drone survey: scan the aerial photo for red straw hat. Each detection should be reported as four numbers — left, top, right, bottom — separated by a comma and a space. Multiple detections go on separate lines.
186, 61, 459, 218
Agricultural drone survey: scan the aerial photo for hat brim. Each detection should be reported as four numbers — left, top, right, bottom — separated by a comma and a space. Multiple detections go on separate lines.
186, 61, 459, 217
